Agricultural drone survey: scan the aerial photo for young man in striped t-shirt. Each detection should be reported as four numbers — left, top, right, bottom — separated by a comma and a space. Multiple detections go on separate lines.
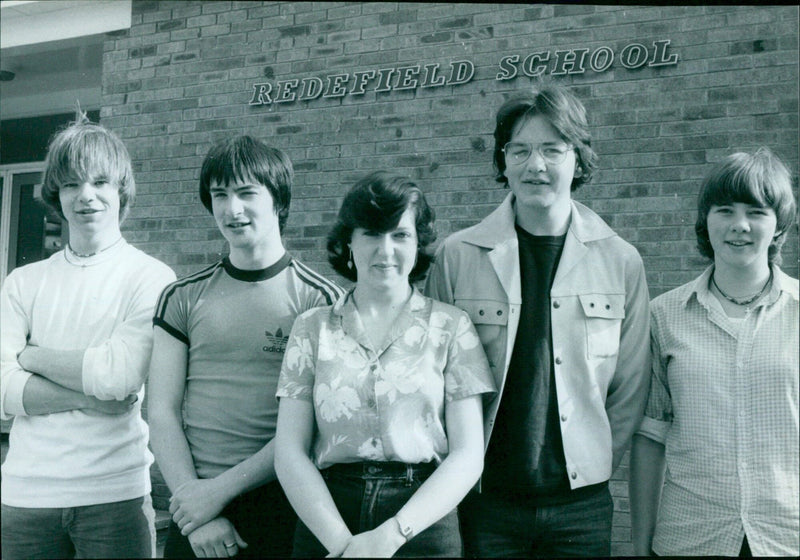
148, 136, 343, 558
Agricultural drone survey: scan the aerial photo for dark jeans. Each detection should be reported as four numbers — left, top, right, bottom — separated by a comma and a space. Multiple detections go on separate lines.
164, 480, 295, 558
292, 461, 461, 558
459, 484, 613, 558
1, 495, 154, 560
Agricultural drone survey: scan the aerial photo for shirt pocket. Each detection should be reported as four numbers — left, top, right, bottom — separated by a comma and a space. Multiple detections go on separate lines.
578, 293, 625, 358
455, 299, 508, 369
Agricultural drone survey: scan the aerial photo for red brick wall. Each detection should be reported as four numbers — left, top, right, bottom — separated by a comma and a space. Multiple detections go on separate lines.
108, 2, 799, 555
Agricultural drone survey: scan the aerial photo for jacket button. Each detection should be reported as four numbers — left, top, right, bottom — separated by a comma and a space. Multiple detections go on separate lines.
571, 472, 577, 480
590, 302, 595, 307
479, 309, 484, 316
560, 414, 567, 422
605, 304, 611, 310
555, 357, 562, 365
497, 310, 502, 316
553, 301, 560, 309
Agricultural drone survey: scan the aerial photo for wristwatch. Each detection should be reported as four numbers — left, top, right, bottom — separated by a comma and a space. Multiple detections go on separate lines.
394, 513, 414, 542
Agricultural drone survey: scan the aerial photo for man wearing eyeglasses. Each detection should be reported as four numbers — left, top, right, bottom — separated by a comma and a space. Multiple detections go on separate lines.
425, 85, 650, 557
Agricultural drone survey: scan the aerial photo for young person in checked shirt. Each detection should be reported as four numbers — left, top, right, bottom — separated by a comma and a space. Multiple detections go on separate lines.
630, 148, 799, 557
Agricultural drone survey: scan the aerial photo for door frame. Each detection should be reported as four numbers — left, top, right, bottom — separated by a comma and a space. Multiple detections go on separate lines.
0, 162, 46, 285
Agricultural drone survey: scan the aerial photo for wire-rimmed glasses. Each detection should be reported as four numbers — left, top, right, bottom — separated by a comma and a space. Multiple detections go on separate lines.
502, 142, 573, 166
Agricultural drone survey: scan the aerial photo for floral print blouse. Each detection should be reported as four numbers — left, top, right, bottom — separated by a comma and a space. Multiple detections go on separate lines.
277, 288, 496, 469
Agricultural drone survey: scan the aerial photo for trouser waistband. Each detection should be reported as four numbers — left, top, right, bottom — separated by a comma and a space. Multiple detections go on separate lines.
322, 461, 436, 483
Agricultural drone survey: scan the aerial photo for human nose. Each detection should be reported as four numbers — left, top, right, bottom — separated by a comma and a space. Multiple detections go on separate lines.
525, 147, 547, 171
225, 194, 244, 216
76, 182, 95, 202
375, 234, 393, 255
730, 210, 751, 232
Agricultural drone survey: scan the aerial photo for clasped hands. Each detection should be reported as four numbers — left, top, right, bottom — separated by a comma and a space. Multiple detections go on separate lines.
170, 478, 248, 557
327, 518, 406, 558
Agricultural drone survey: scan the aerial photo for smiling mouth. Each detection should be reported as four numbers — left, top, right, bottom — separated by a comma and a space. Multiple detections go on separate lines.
227, 222, 250, 229
726, 240, 751, 247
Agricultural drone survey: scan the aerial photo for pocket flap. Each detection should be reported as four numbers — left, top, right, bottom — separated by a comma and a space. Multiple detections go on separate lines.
457, 299, 509, 326
578, 293, 625, 319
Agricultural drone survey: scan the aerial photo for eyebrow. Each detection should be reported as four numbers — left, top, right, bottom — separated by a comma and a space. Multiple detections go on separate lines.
209, 183, 262, 192
63, 173, 111, 184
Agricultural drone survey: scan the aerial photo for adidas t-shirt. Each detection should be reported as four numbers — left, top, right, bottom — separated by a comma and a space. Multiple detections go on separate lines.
153, 253, 343, 478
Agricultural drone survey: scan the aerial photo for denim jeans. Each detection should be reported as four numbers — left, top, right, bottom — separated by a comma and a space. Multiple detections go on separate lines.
291, 461, 461, 558
459, 484, 613, 558
1, 495, 155, 560
164, 480, 295, 558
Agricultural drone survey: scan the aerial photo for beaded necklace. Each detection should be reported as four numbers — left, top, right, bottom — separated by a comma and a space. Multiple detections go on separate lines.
66, 236, 123, 259
710, 269, 772, 306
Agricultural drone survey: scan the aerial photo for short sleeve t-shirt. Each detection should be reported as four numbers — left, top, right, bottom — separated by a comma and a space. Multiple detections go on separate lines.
153, 254, 343, 478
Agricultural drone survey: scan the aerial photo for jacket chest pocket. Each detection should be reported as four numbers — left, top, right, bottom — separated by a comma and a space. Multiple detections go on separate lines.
578, 294, 625, 358
456, 299, 508, 369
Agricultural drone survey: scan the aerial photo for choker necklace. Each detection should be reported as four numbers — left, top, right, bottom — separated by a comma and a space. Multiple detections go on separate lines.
711, 269, 772, 306
67, 237, 123, 259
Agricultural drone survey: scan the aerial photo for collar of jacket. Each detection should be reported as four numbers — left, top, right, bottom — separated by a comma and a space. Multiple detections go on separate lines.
457, 193, 617, 249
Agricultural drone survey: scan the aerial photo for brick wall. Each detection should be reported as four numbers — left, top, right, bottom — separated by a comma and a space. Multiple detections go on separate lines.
105, 2, 800, 555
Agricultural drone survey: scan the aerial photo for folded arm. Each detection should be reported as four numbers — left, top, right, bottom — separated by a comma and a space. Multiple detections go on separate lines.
17, 346, 85, 392
20, 373, 136, 416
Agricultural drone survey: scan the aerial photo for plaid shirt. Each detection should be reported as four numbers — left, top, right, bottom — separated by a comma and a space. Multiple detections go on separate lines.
638, 265, 799, 556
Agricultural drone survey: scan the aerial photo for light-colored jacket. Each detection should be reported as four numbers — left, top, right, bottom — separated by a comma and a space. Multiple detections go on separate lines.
425, 193, 650, 489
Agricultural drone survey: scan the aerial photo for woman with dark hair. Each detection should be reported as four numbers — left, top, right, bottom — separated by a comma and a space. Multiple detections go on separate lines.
274, 171, 496, 557
630, 148, 799, 556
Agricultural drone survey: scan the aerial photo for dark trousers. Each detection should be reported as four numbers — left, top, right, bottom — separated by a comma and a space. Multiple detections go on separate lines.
291, 461, 461, 558
1, 496, 154, 560
164, 480, 295, 558
459, 484, 614, 558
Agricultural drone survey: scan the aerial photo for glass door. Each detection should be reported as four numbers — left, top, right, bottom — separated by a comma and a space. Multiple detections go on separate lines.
0, 164, 59, 286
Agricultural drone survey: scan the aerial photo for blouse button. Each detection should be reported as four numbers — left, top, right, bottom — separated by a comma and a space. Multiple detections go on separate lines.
555, 357, 562, 365
497, 310, 502, 316
553, 301, 560, 309
605, 304, 610, 310
589, 302, 595, 308
560, 414, 567, 422
370, 363, 378, 372
571, 471, 577, 480
367, 398, 376, 408
479, 309, 485, 316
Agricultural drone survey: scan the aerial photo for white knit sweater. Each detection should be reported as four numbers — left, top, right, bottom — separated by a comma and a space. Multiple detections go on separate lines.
0, 241, 174, 507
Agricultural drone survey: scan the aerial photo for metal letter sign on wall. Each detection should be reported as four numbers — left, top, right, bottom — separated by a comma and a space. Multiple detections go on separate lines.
249, 40, 678, 106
